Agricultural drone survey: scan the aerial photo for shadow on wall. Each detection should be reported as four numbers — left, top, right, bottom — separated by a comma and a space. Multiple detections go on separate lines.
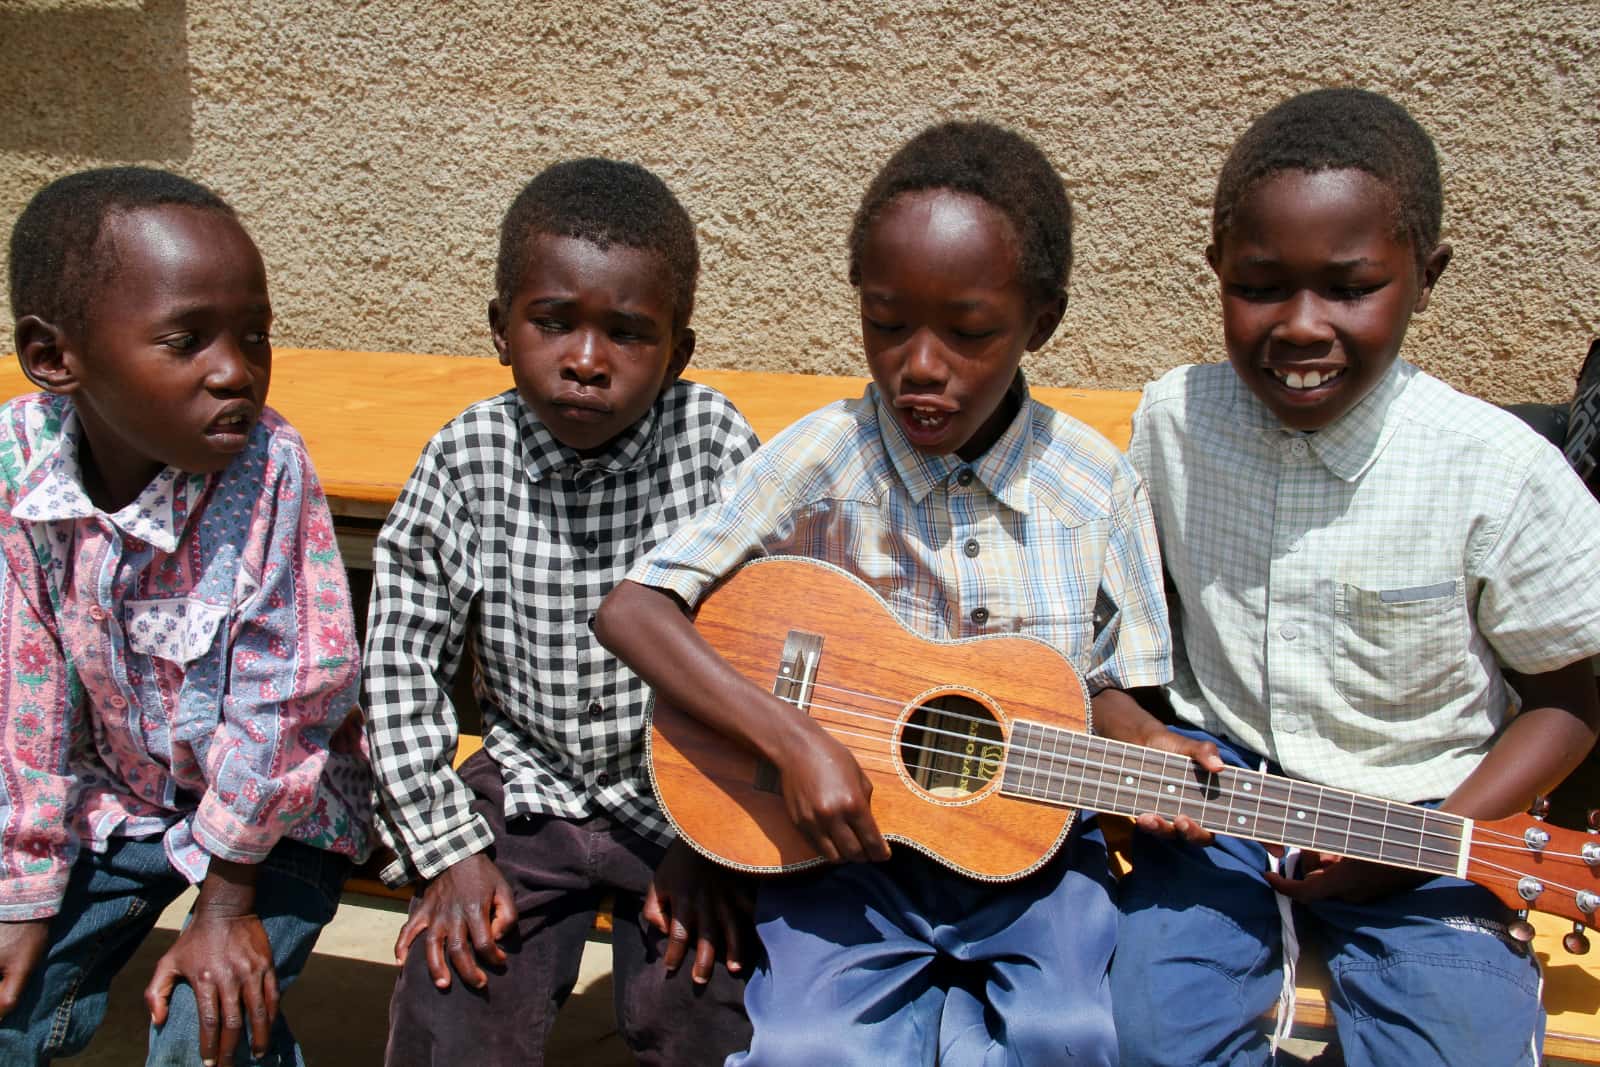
0, 0, 190, 160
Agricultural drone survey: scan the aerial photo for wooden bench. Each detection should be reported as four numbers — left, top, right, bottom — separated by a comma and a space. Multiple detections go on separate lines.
2, 349, 1594, 1059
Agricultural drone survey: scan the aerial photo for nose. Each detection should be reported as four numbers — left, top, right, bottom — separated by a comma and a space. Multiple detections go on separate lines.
204, 338, 254, 395
562, 328, 610, 386
901, 328, 950, 387
1274, 290, 1335, 348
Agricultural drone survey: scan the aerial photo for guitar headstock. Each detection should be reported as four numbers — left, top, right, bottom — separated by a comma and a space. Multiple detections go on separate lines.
1466, 809, 1600, 950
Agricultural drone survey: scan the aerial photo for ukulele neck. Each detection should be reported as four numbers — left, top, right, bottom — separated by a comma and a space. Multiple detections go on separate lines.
999, 719, 1470, 878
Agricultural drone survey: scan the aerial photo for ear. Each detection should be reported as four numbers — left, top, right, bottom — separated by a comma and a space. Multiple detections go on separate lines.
1205, 242, 1222, 275
488, 299, 510, 365
1413, 243, 1452, 313
1024, 293, 1067, 352
664, 327, 695, 385
14, 315, 80, 395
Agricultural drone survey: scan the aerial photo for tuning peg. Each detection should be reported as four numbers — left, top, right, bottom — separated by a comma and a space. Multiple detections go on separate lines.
1564, 923, 1592, 955
1587, 808, 1599, 832
1529, 795, 1551, 821
1508, 910, 1536, 944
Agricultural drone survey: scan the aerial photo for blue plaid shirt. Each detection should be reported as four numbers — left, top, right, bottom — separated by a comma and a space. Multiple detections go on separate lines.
631, 380, 1171, 695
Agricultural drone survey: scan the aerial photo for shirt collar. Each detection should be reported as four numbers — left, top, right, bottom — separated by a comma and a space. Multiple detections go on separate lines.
875, 374, 1034, 513
515, 390, 663, 482
1232, 359, 1417, 482
9, 404, 206, 551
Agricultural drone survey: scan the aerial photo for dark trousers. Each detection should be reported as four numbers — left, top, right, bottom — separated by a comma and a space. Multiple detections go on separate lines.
385, 750, 751, 1066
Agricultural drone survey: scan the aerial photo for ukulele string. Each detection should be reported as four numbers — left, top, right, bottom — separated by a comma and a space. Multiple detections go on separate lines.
802, 713, 1600, 893
781, 690, 1470, 859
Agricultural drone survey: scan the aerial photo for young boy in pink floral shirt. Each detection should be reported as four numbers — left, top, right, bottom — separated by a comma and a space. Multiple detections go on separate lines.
0, 167, 371, 1066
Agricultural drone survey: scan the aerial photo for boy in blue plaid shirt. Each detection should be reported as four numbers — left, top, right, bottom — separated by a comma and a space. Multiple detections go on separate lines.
601, 122, 1170, 1065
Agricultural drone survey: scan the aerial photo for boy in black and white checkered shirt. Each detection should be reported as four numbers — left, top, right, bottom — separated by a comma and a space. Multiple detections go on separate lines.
364, 159, 757, 1066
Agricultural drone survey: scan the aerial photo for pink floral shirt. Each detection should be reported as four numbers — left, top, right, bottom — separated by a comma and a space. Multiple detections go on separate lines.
0, 394, 371, 920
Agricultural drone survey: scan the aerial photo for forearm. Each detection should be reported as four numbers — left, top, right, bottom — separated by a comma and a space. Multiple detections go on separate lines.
1443, 658, 1599, 820
1090, 686, 1175, 747
596, 580, 819, 766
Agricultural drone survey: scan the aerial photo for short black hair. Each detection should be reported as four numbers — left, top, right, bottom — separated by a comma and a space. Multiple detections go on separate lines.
1212, 88, 1443, 264
495, 158, 699, 332
9, 166, 236, 330
848, 120, 1073, 303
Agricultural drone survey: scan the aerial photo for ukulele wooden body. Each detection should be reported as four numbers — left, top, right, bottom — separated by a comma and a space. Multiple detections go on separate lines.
649, 555, 1088, 881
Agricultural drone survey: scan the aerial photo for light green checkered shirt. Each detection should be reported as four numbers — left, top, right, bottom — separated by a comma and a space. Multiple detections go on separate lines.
1130, 360, 1600, 802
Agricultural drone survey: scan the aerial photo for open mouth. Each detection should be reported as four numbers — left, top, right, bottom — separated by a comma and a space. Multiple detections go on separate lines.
1270, 367, 1346, 391
206, 407, 257, 440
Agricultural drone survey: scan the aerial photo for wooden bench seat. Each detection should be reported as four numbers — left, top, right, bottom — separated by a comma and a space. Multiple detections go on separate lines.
2, 349, 1593, 1058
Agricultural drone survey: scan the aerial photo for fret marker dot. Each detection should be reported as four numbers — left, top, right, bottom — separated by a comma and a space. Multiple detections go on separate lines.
1165, 785, 1176, 794
1236, 816, 1246, 825
1124, 775, 1134, 786
1243, 782, 1254, 792
1295, 811, 1307, 821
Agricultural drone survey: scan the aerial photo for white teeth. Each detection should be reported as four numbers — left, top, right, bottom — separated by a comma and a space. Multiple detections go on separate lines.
1275, 368, 1342, 390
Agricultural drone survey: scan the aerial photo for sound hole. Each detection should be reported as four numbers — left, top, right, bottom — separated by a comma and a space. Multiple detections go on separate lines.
901, 693, 1004, 800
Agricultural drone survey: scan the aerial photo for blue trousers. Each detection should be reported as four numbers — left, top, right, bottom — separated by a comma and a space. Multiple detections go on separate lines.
730, 821, 1118, 1067
1110, 727, 1544, 1067
0, 834, 349, 1066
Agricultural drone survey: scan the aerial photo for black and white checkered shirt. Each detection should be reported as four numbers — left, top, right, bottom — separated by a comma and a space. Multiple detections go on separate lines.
364, 380, 758, 884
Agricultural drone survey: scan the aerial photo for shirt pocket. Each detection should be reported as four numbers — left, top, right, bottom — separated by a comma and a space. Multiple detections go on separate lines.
123, 597, 228, 665
1333, 578, 1468, 713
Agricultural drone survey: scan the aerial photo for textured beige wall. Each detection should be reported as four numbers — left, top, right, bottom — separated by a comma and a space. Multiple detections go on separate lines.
2, 0, 1596, 402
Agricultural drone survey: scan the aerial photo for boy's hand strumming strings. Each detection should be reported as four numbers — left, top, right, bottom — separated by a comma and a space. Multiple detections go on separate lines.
644, 839, 752, 983
394, 851, 515, 992
144, 858, 276, 1066
774, 722, 892, 865
0, 919, 49, 1021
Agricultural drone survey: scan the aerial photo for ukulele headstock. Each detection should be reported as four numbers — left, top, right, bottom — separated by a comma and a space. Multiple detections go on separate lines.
1466, 806, 1600, 952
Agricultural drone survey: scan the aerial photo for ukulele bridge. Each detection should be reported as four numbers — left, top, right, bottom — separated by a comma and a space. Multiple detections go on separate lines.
752, 629, 825, 794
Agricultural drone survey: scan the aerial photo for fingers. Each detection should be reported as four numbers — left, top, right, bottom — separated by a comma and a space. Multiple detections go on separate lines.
423, 925, 454, 990
641, 882, 670, 937
394, 913, 428, 966
193, 977, 222, 1067
464, 898, 507, 970
257, 969, 280, 1061
442, 920, 489, 990
488, 881, 517, 944
663, 913, 692, 975
213, 975, 246, 1067
144, 958, 179, 1026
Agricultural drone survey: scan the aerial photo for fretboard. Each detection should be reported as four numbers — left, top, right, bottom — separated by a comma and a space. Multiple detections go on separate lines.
1000, 720, 1468, 878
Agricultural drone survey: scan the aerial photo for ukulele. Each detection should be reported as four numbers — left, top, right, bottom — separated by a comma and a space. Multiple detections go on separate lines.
648, 556, 1600, 939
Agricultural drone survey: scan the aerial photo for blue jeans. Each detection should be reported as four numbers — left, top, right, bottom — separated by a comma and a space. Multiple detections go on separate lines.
730, 820, 1118, 1067
1110, 727, 1545, 1067
0, 834, 349, 1066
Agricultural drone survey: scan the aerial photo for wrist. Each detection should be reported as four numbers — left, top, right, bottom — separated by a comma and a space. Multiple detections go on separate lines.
195, 857, 260, 918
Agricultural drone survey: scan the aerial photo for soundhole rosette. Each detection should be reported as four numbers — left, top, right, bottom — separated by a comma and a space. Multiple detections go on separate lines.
896, 688, 1006, 806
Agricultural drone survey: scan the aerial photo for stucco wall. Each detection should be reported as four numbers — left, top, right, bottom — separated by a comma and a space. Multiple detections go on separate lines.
2, 0, 1596, 402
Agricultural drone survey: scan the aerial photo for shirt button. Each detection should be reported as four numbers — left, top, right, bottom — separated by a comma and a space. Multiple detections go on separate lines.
584, 534, 599, 552
1290, 440, 1309, 457
88, 605, 109, 622
957, 469, 975, 487
1280, 624, 1299, 641
588, 701, 602, 718
107, 694, 128, 709
1287, 540, 1302, 553
970, 607, 989, 626
963, 538, 980, 558
596, 772, 610, 787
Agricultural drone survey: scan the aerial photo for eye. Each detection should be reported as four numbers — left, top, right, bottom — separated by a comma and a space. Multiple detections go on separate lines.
244, 329, 271, 346
865, 318, 905, 335
951, 327, 998, 341
1330, 283, 1383, 302
533, 317, 570, 334
1226, 283, 1282, 302
160, 333, 200, 353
